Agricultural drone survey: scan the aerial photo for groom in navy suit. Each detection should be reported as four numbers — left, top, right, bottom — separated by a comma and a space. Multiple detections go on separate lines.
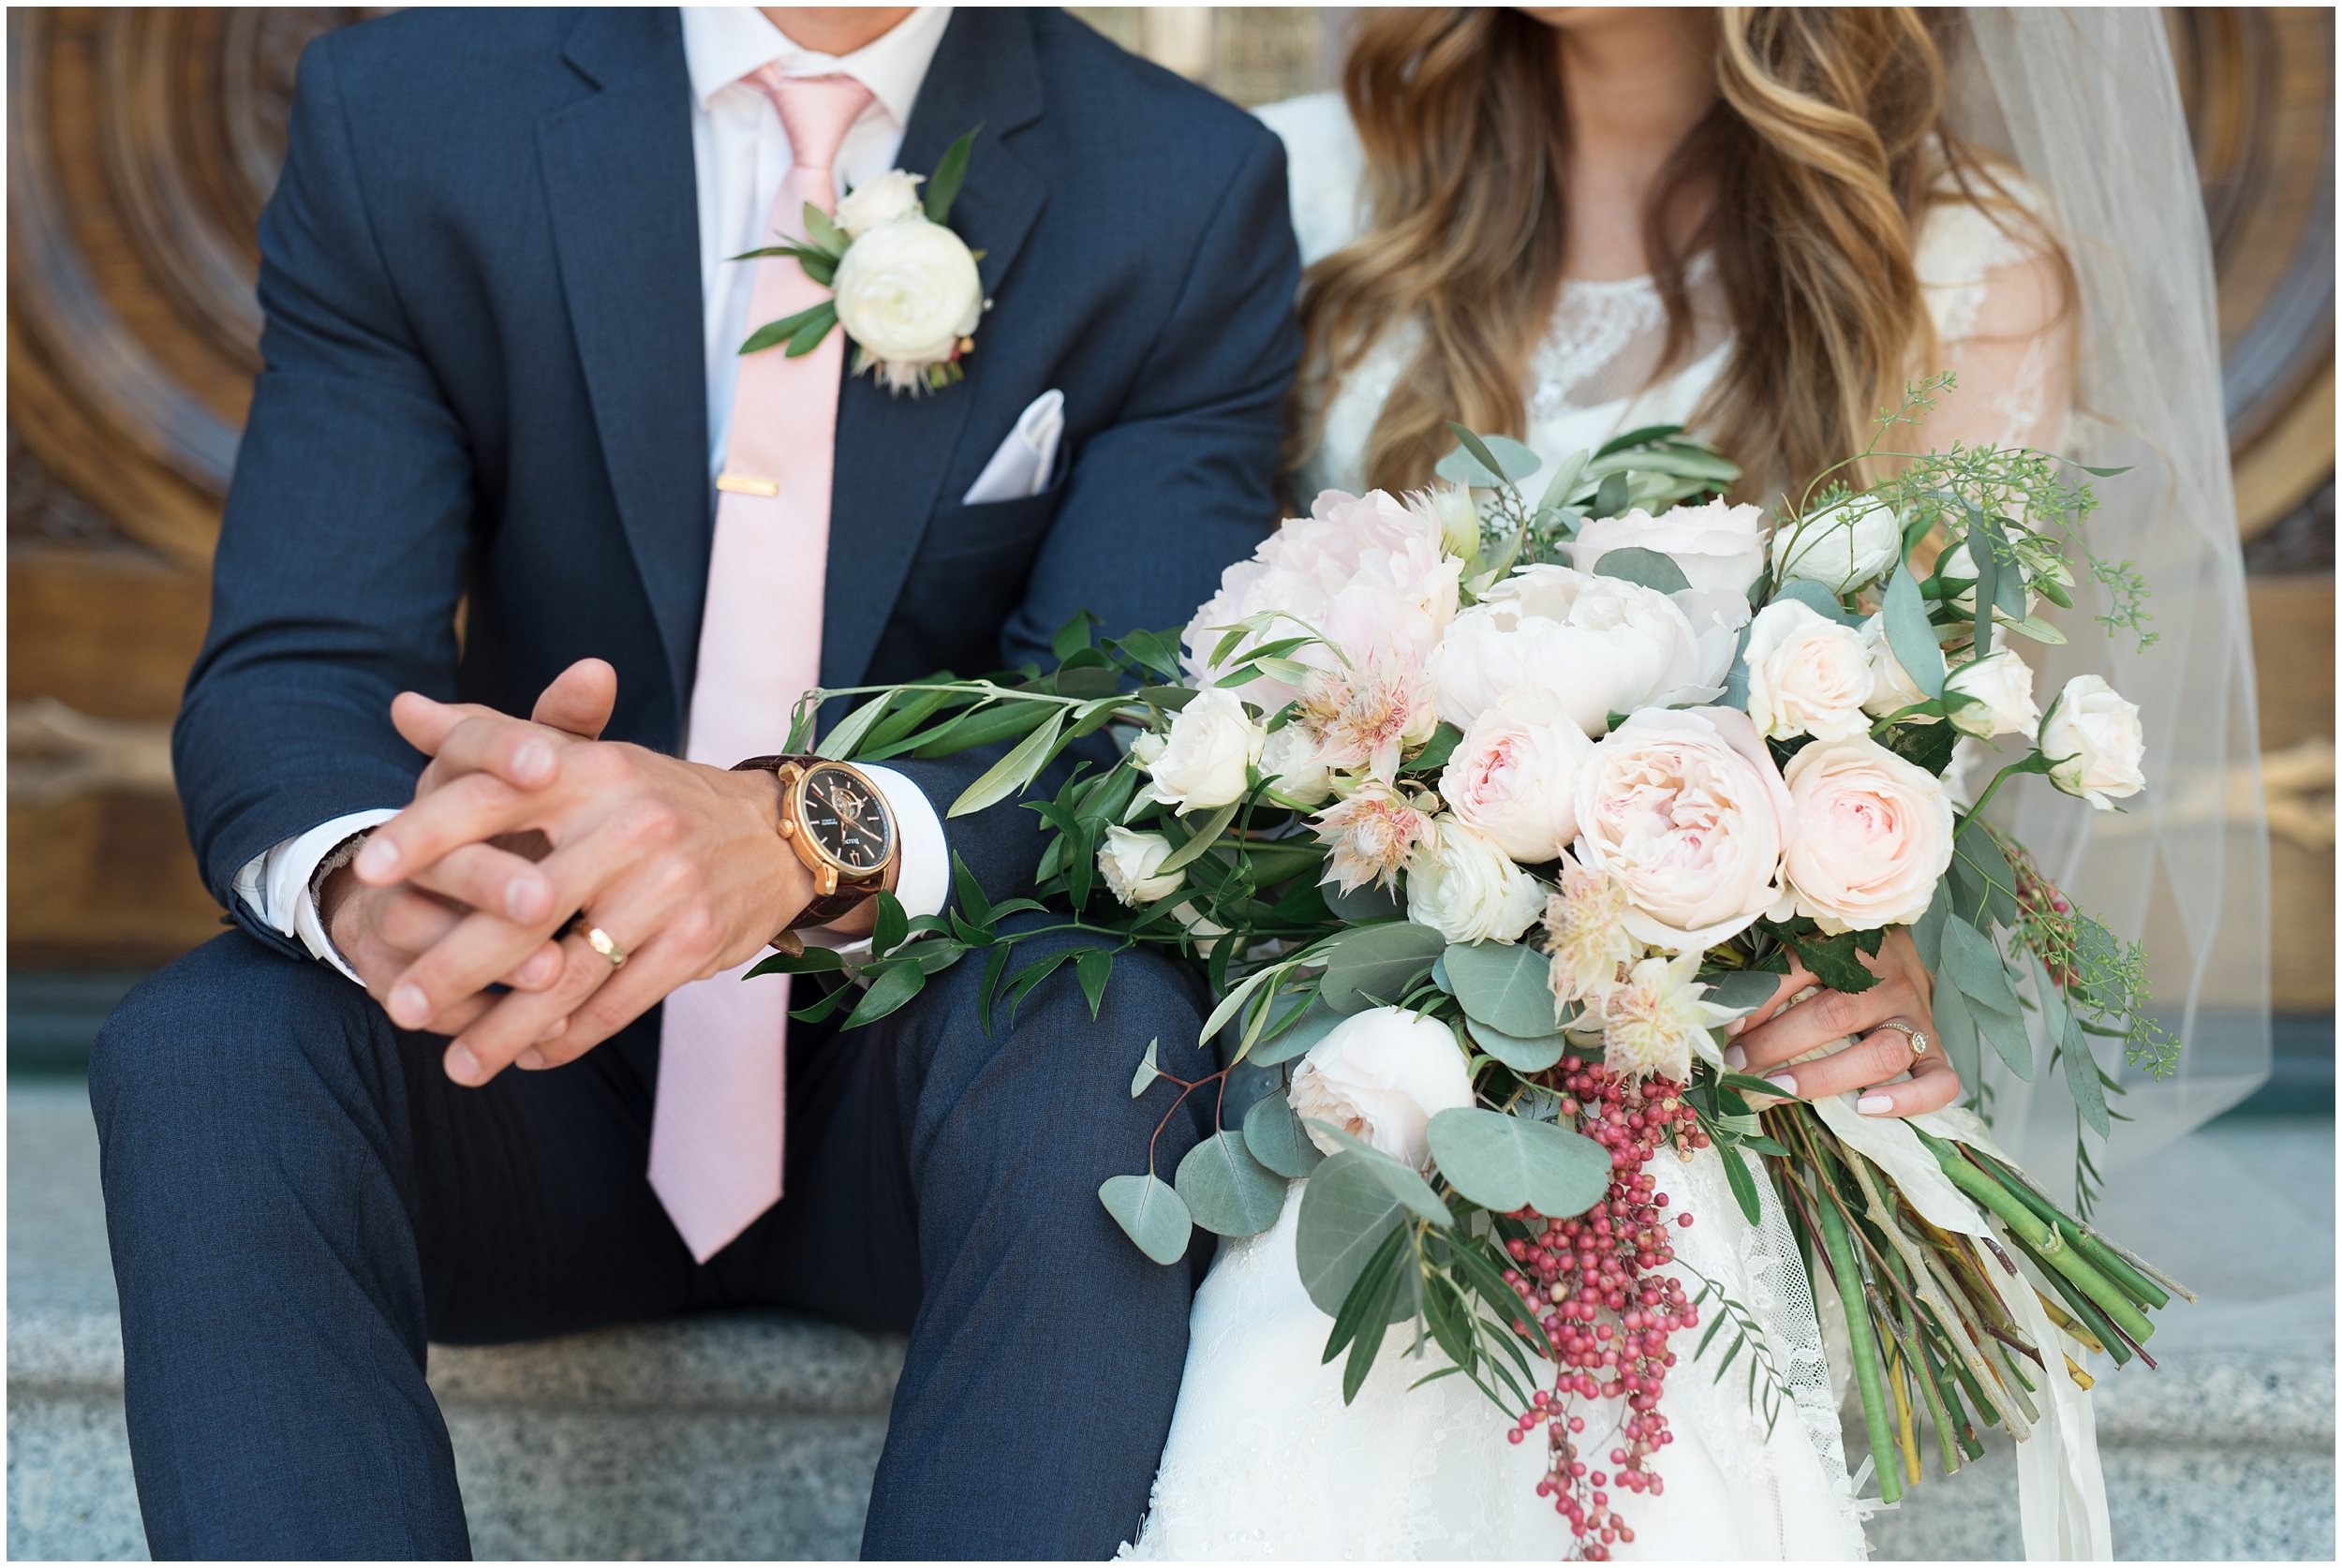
91, 7, 1297, 1559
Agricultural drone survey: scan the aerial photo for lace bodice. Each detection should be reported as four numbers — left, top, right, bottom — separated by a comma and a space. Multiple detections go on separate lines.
1259, 91, 2072, 500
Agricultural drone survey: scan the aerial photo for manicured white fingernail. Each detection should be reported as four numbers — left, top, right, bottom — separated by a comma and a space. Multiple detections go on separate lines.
1725, 1016, 1747, 1037
1857, 1094, 1895, 1116
1723, 1044, 1747, 1071
355, 837, 400, 880
1763, 1072, 1798, 1097
391, 984, 430, 1028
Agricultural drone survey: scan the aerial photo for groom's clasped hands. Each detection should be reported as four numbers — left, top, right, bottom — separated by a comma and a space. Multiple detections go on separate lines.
319, 658, 836, 1087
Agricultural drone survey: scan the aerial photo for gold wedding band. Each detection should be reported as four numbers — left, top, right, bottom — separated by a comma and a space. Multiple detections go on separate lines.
1879, 1020, 1929, 1057
567, 918, 627, 969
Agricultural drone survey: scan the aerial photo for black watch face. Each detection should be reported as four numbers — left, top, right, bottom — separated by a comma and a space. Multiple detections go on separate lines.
803, 765, 894, 873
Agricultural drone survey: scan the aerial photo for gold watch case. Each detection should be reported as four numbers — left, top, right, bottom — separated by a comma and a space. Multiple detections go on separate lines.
772, 759, 899, 897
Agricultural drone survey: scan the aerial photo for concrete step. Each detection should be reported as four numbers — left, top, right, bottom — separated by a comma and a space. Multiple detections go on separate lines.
8, 1083, 2332, 1560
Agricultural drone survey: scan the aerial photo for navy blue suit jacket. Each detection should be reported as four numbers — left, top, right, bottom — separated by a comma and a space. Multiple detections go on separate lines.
177, 7, 1301, 960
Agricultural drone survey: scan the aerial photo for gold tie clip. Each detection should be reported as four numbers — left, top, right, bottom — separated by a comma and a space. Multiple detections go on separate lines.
717, 472, 780, 497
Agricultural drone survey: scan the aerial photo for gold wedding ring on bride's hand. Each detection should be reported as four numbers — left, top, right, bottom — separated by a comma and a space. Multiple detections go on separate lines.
1876, 1020, 1929, 1057
564, 916, 627, 969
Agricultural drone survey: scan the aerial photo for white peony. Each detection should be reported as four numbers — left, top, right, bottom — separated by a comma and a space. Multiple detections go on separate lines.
1573, 707, 1796, 952
1433, 564, 1706, 737
1770, 495, 1902, 594
834, 169, 925, 238
1290, 1007, 1475, 1172
1673, 585, 1755, 700
1097, 827, 1184, 906
1743, 599, 1875, 742
1183, 489, 1463, 710
1943, 650, 2040, 739
1259, 723, 1333, 804
1134, 688, 1263, 814
832, 215, 984, 367
1779, 735, 1956, 934
1406, 814, 1547, 945
1439, 687, 1593, 863
1564, 498, 1770, 596
1860, 613, 1934, 718
2039, 674, 2146, 810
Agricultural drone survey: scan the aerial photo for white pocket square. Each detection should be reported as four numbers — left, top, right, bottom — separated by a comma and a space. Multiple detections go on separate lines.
961, 389, 1064, 505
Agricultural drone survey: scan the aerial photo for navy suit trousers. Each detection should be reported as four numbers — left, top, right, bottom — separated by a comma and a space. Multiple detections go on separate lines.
90, 920, 1213, 1560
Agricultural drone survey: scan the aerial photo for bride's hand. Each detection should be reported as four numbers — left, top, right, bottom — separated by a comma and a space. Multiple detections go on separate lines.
1721, 929, 1959, 1117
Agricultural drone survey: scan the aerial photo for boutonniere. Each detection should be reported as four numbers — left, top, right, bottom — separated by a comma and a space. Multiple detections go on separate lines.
736, 126, 990, 396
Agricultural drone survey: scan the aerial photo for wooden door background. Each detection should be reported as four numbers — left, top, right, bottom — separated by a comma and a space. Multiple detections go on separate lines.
9, 7, 2335, 1008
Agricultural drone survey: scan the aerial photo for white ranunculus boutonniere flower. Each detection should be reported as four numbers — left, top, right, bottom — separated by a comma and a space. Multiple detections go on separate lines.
736, 128, 989, 396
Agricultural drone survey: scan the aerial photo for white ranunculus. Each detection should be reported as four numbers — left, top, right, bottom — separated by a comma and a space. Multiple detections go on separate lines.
1290, 1006, 1475, 1172
1564, 498, 1770, 596
1259, 723, 1333, 804
1406, 814, 1546, 945
834, 169, 925, 238
1439, 687, 1593, 863
1097, 827, 1184, 906
1573, 706, 1795, 952
832, 215, 984, 365
1860, 614, 1934, 718
1134, 688, 1263, 814
1743, 599, 1875, 742
1433, 564, 1705, 737
1770, 496, 1902, 594
2039, 674, 2145, 810
1943, 650, 2040, 739
1780, 735, 1956, 934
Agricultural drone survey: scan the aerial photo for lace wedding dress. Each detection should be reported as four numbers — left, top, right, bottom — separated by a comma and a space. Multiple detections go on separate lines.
1122, 92, 2073, 1563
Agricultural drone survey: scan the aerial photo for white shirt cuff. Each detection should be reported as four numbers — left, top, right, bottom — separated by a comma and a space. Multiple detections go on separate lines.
795, 762, 948, 960
232, 808, 399, 984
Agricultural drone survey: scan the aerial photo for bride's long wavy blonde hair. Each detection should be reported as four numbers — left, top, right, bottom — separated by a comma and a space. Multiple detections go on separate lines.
1292, 7, 2060, 503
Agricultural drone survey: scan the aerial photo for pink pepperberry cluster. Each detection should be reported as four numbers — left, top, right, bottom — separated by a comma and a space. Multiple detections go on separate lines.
1496, 1058, 1709, 1560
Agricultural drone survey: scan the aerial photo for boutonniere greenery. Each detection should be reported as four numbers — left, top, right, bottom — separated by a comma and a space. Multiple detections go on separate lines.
736, 126, 989, 395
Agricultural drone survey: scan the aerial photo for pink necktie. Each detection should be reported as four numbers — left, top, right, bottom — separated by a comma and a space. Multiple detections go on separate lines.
651, 70, 875, 1264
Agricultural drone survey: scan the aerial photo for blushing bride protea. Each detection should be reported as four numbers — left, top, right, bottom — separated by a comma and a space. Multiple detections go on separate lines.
1600, 953, 1737, 1083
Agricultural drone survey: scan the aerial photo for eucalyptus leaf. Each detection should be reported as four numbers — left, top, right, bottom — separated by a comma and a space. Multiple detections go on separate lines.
1719, 619, 1755, 711
1700, 969, 1782, 1016
1243, 1087, 1326, 1178
1594, 471, 1631, 520
1325, 879, 1405, 924
1911, 879, 1950, 971
1773, 578, 1863, 626
1465, 1016, 1569, 1073
1931, 975, 1982, 1093
1883, 566, 1939, 692
1305, 1122, 1451, 1225
1296, 1150, 1409, 1316
1099, 1173, 1193, 1265
1317, 922, 1447, 1013
1444, 939, 1565, 1037
1438, 424, 1541, 486
1129, 1038, 1161, 1098
1251, 994, 1348, 1067
1590, 546, 1692, 595
1423, 1107, 1609, 1219
1175, 1131, 1289, 1237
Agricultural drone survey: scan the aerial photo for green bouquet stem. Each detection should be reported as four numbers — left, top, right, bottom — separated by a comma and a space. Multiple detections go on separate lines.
1919, 1133, 2157, 1348
1816, 1189, 1903, 1505
1973, 1151, 2172, 1310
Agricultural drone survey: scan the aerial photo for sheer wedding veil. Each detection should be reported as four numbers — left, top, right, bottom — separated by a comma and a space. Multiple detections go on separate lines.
1945, 9, 2271, 1186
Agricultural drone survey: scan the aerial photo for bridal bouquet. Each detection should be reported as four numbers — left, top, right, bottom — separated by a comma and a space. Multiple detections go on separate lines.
760, 383, 2187, 1557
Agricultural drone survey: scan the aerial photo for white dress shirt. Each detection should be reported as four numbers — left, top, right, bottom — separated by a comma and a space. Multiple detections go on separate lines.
238, 7, 956, 977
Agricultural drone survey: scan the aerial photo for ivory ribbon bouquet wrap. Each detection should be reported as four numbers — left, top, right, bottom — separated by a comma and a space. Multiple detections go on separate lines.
753, 378, 2187, 1558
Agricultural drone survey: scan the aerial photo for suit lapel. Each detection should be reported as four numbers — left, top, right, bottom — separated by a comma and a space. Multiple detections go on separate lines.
823, 7, 1050, 688
539, 9, 710, 731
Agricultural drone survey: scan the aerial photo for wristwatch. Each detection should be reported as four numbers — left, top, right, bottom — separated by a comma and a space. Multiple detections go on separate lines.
732, 755, 898, 953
